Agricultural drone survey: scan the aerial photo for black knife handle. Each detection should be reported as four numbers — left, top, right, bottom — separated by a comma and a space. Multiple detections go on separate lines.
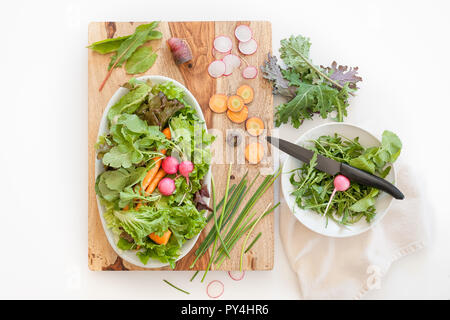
340, 163, 405, 200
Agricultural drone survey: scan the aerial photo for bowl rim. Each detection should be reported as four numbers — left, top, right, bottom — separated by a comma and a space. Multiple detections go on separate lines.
281, 122, 396, 238
94, 75, 211, 268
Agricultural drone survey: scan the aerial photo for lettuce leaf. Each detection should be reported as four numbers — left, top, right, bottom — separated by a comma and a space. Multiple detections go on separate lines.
108, 201, 206, 268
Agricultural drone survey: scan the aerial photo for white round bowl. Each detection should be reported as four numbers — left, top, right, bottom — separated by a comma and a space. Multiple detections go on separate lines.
281, 123, 396, 238
95, 75, 211, 268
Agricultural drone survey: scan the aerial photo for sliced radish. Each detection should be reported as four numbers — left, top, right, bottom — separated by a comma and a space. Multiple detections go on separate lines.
222, 54, 241, 75
228, 271, 245, 281
206, 280, 224, 299
238, 38, 258, 55
213, 35, 232, 53
242, 66, 258, 79
212, 47, 231, 59
234, 25, 252, 42
208, 60, 226, 78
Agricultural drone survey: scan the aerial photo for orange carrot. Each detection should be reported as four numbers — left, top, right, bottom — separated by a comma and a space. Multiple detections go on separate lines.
162, 127, 171, 139
145, 168, 166, 195
245, 142, 264, 164
149, 230, 172, 245
246, 117, 265, 136
227, 106, 248, 123
236, 85, 254, 104
142, 154, 164, 189
137, 127, 171, 208
227, 95, 244, 112
209, 94, 228, 113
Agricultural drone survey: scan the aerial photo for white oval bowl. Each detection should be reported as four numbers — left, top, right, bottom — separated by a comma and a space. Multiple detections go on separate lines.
281, 123, 396, 238
95, 75, 211, 268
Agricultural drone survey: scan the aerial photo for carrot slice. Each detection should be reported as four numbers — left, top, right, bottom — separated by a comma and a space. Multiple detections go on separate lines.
245, 142, 264, 164
236, 85, 254, 104
246, 117, 264, 136
227, 106, 248, 123
145, 168, 167, 195
149, 230, 172, 245
209, 94, 228, 113
227, 95, 244, 112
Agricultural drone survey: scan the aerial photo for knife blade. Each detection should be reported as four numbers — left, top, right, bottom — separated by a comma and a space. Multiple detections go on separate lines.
267, 136, 404, 200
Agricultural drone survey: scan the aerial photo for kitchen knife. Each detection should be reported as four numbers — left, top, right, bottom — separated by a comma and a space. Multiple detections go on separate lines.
267, 136, 404, 200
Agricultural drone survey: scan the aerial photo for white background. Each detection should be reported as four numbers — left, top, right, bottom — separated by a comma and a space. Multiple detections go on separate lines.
0, 0, 449, 299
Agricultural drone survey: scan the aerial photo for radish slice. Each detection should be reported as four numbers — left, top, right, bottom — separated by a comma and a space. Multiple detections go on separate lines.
213, 35, 232, 53
228, 271, 245, 281
222, 54, 241, 75
234, 25, 252, 42
242, 66, 258, 79
238, 39, 258, 55
212, 47, 231, 58
208, 60, 226, 78
206, 280, 224, 299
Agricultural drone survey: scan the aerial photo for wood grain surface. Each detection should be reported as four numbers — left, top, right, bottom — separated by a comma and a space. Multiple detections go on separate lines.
88, 21, 273, 271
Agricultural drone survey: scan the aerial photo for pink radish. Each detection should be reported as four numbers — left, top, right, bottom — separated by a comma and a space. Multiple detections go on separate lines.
167, 38, 192, 65
179, 161, 194, 183
323, 175, 351, 216
206, 280, 224, 299
238, 38, 258, 55
234, 25, 252, 42
158, 177, 176, 196
208, 60, 226, 78
222, 54, 241, 75
228, 271, 245, 281
212, 47, 231, 58
242, 66, 258, 79
213, 35, 232, 53
161, 156, 179, 174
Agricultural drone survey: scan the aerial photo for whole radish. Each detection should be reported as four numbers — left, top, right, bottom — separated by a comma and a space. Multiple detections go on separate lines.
334, 175, 351, 191
162, 156, 179, 175
178, 161, 194, 184
323, 175, 350, 216
158, 177, 176, 196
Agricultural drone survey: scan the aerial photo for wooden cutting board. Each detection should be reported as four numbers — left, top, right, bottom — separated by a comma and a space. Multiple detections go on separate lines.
88, 21, 273, 271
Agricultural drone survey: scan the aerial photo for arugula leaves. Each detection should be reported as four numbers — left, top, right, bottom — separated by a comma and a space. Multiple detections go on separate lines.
290, 131, 401, 225
261, 35, 362, 128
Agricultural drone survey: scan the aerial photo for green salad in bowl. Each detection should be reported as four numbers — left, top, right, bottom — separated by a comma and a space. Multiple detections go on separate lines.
95, 76, 214, 268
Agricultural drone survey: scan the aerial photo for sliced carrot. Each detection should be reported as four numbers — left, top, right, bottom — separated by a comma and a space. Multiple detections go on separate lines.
246, 117, 265, 136
236, 85, 254, 104
227, 106, 248, 124
123, 205, 130, 211
209, 94, 228, 113
149, 230, 172, 245
227, 95, 244, 112
145, 168, 167, 195
245, 142, 264, 164
162, 127, 171, 139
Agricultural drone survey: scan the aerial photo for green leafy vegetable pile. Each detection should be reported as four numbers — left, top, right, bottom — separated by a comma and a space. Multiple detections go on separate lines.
290, 131, 401, 226
95, 78, 215, 268
88, 21, 162, 90
261, 35, 362, 128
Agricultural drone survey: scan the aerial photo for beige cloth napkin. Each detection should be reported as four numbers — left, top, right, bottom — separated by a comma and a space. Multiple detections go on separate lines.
279, 164, 428, 299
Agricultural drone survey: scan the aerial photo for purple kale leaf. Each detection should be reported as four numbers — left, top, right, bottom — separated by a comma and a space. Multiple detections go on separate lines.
261, 54, 297, 99
321, 61, 362, 89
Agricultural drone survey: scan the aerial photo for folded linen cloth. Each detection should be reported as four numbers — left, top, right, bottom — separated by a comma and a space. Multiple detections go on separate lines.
279, 164, 428, 299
